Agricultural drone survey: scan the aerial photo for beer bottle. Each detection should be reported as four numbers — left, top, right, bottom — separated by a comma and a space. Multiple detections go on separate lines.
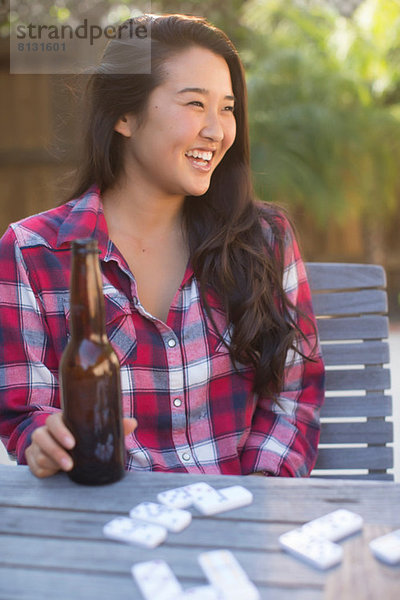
59, 238, 125, 485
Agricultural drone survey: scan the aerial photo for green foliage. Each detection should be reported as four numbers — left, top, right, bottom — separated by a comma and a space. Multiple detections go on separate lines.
155, 0, 400, 232
4, 0, 400, 238
152, 0, 250, 46
242, 0, 400, 227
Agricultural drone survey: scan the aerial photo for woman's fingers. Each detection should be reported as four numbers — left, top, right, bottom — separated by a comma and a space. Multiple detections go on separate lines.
26, 413, 75, 478
47, 412, 75, 450
33, 421, 74, 469
26, 441, 62, 478
26, 414, 137, 479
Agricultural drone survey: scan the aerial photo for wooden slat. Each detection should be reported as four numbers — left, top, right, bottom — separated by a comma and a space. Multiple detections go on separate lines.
321, 395, 392, 418
319, 420, 393, 444
0, 535, 325, 589
0, 506, 285, 550
0, 565, 322, 600
310, 473, 394, 480
316, 316, 389, 341
0, 568, 319, 600
325, 367, 391, 391
0, 567, 141, 600
305, 263, 386, 291
321, 341, 390, 366
315, 447, 393, 470
3, 466, 399, 524
311, 290, 387, 316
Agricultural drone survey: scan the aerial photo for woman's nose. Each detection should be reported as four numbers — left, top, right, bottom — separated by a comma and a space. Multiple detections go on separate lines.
200, 111, 224, 142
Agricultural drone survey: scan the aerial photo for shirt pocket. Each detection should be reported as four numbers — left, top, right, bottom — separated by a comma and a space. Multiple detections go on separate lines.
204, 309, 236, 380
206, 312, 253, 381
211, 324, 234, 354
62, 291, 137, 366
204, 305, 233, 356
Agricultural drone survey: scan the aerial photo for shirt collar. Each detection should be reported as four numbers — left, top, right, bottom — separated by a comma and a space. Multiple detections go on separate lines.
56, 185, 195, 283
56, 186, 109, 259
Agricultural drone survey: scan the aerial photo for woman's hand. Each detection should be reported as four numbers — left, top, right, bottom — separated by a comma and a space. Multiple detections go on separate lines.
25, 413, 137, 479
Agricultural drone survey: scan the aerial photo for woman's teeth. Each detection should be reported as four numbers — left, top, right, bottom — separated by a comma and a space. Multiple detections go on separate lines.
185, 150, 213, 161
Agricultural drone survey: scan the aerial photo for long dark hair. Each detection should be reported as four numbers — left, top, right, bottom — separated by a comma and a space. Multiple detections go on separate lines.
67, 13, 315, 397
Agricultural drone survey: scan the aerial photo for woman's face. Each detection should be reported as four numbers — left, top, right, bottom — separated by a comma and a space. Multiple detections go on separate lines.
116, 45, 237, 200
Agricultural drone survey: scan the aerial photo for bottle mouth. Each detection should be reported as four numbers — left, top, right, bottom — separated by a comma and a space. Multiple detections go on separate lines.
71, 238, 99, 253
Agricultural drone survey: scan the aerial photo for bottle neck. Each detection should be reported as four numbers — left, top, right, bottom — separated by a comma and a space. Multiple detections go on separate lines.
69, 247, 107, 342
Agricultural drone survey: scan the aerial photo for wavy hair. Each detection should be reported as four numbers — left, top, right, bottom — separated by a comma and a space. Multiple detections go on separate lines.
67, 13, 314, 397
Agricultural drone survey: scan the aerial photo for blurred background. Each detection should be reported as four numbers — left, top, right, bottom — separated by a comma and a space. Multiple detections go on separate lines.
0, 0, 399, 473
1, 0, 400, 310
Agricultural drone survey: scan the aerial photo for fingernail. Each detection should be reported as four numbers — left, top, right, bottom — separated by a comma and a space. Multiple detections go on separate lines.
64, 436, 75, 449
61, 457, 73, 471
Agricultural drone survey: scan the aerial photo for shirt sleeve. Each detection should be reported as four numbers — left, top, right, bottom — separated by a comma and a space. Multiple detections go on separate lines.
240, 215, 325, 477
0, 227, 60, 464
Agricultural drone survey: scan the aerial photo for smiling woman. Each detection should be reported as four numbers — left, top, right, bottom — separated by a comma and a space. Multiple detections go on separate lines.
106, 46, 236, 208
0, 14, 324, 480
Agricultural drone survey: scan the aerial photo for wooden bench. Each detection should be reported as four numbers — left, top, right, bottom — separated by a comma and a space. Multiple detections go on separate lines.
306, 262, 394, 480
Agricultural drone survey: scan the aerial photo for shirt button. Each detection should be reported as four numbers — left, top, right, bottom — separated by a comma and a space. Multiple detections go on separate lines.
167, 338, 176, 348
182, 453, 191, 462
173, 398, 182, 408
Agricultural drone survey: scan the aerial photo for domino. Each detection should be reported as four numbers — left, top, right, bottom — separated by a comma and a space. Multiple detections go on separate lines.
279, 528, 343, 570
129, 502, 192, 533
157, 482, 220, 509
192, 485, 253, 516
103, 517, 167, 548
157, 485, 196, 509
369, 529, 400, 565
132, 560, 183, 600
301, 509, 364, 542
184, 482, 223, 502
157, 482, 254, 516
198, 550, 260, 600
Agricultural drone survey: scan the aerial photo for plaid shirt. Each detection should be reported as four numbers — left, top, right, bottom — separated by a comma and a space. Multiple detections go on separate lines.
0, 188, 324, 476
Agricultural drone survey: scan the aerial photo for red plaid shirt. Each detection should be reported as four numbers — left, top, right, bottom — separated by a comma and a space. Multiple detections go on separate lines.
0, 188, 324, 476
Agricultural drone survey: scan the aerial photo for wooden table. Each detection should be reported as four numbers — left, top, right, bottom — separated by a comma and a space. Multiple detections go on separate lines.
0, 465, 399, 600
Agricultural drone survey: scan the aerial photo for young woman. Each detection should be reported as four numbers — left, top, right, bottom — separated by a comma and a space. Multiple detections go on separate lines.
0, 14, 324, 478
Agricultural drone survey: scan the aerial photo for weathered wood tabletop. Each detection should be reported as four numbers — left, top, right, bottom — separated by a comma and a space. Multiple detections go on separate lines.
0, 464, 399, 600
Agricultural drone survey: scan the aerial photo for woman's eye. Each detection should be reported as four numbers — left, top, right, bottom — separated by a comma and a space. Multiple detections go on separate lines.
187, 101, 235, 112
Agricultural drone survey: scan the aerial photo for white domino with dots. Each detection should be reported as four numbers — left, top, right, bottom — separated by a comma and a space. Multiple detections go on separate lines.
132, 560, 183, 600
301, 509, 364, 542
157, 485, 198, 509
278, 509, 363, 570
157, 482, 253, 516
103, 517, 167, 548
192, 485, 253, 516
157, 482, 221, 509
279, 528, 343, 570
369, 529, 400, 565
198, 550, 260, 600
129, 502, 192, 532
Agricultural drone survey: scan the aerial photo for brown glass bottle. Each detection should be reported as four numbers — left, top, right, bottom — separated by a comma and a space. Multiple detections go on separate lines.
59, 238, 125, 485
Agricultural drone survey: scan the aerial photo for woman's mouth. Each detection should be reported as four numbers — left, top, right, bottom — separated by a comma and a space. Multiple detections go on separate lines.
185, 149, 214, 172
